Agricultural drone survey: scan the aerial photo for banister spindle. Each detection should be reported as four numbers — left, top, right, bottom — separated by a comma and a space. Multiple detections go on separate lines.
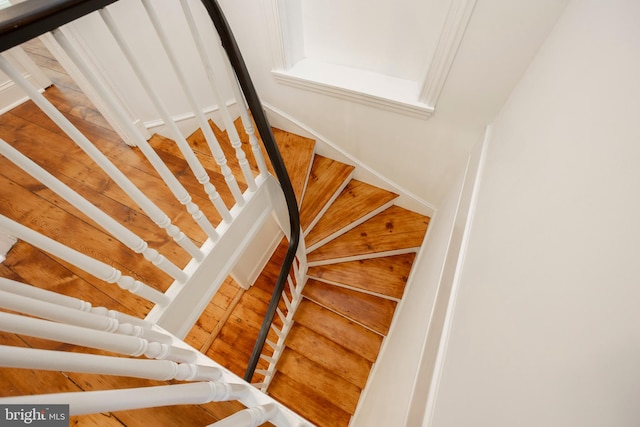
222, 57, 270, 177
208, 403, 278, 427
0, 345, 222, 382
51, 27, 219, 247
99, 7, 233, 223
0, 382, 248, 416
141, 0, 250, 204
0, 214, 169, 306
0, 290, 171, 343
0, 311, 196, 363
0, 277, 150, 327
0, 54, 201, 261
179, 0, 261, 189
0, 138, 187, 282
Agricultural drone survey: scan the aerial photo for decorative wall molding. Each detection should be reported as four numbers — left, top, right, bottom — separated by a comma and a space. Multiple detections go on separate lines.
273, 68, 434, 119
264, 0, 477, 117
419, 0, 478, 106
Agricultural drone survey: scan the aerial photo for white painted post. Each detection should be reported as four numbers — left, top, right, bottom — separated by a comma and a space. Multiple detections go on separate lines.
0, 214, 169, 306
0, 345, 222, 382
99, 7, 233, 224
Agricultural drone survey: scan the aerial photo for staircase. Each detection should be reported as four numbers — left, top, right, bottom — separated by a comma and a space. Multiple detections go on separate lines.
0, 3, 431, 424
182, 119, 430, 426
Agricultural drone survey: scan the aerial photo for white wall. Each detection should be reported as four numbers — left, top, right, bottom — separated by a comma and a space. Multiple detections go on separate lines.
428, 1, 640, 425
220, 0, 568, 206
67, 0, 235, 134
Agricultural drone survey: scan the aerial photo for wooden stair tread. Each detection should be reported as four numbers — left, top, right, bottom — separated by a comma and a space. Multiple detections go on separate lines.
299, 155, 354, 232
286, 323, 372, 388
272, 128, 315, 204
268, 372, 351, 427
307, 253, 416, 300
308, 205, 430, 264
233, 118, 315, 204
294, 299, 382, 363
305, 180, 398, 249
303, 279, 397, 335
276, 348, 361, 414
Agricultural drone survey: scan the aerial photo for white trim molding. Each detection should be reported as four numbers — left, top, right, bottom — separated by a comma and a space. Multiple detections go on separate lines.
419, 0, 477, 106
263, 0, 477, 118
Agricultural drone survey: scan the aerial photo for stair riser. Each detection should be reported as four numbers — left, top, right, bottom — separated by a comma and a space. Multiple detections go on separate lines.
307, 247, 421, 267
305, 275, 402, 302
302, 170, 354, 236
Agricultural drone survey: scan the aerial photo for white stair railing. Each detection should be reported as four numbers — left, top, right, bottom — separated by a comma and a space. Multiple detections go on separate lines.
99, 7, 234, 223
0, 0, 308, 424
0, 279, 312, 425
252, 243, 308, 390
141, 0, 254, 201
0, 137, 188, 281
0, 277, 149, 327
50, 27, 220, 245
0, 54, 203, 259
0, 345, 223, 382
0, 214, 170, 306
178, 0, 269, 180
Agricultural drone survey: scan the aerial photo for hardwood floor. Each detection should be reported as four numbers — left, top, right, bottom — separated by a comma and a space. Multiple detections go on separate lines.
1, 38, 432, 427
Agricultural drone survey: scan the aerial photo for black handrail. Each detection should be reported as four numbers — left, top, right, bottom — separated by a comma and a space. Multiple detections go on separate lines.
0, 0, 301, 383
0, 0, 117, 53
198, 0, 301, 382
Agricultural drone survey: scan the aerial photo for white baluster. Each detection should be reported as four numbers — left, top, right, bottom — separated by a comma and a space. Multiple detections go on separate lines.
179, 0, 261, 188
141, 0, 250, 204
270, 324, 283, 338
0, 138, 187, 282
51, 29, 218, 248
0, 290, 170, 343
222, 57, 270, 178
265, 339, 278, 350
208, 404, 278, 427
0, 214, 169, 306
0, 277, 150, 327
0, 382, 248, 415
0, 54, 201, 261
288, 275, 296, 298
99, 7, 233, 224
0, 345, 222, 382
0, 311, 196, 363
